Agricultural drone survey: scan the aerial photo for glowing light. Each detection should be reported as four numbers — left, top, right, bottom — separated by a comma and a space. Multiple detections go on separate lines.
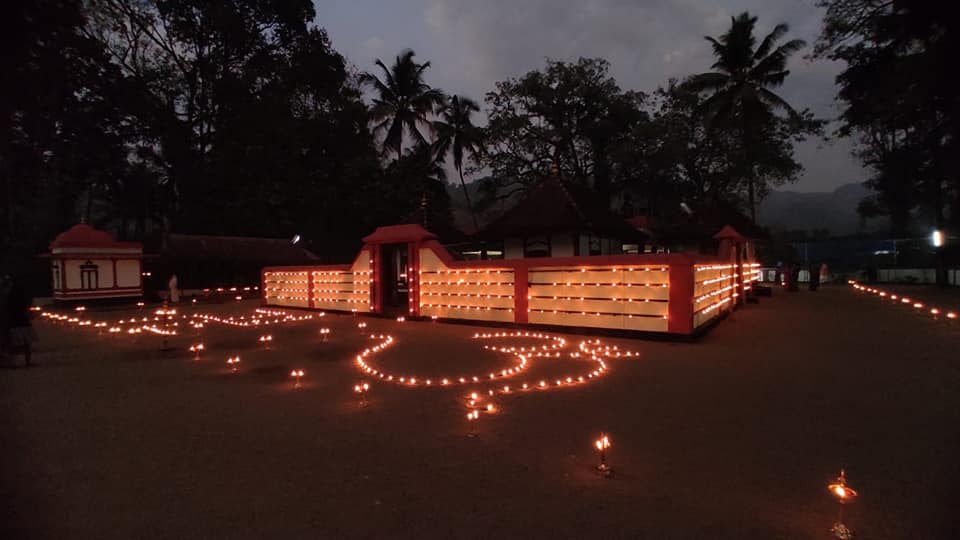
594, 433, 612, 477
290, 369, 305, 387
353, 381, 370, 406
466, 410, 480, 437
932, 229, 944, 248
827, 469, 858, 538
226, 356, 241, 373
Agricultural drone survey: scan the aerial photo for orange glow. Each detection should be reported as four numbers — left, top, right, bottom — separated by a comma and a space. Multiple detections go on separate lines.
828, 470, 858, 504
595, 434, 611, 451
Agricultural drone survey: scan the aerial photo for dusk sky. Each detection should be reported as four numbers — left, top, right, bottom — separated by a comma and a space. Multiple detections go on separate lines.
313, 0, 867, 194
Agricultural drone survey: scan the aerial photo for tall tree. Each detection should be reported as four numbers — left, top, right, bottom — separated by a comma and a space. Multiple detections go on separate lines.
1, 0, 130, 259
360, 49, 445, 159
432, 95, 483, 234
815, 0, 960, 237
478, 58, 646, 206
685, 12, 817, 221
85, 0, 381, 255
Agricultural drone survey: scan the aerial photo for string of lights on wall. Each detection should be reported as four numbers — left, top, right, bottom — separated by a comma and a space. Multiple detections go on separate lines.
264, 252, 373, 311
693, 263, 741, 328
418, 264, 516, 322
527, 265, 670, 332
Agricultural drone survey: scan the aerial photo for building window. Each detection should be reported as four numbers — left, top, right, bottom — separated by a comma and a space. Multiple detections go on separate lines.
524, 236, 551, 258
80, 260, 99, 290
589, 236, 602, 256
52, 262, 61, 290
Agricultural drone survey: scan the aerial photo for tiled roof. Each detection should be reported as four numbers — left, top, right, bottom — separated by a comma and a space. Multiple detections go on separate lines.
480, 177, 643, 240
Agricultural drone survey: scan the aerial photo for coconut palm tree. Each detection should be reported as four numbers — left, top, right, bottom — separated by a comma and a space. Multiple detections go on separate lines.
432, 95, 483, 235
360, 49, 445, 159
685, 12, 805, 221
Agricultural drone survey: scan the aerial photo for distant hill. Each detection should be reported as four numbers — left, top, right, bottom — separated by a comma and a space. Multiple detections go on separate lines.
758, 182, 887, 236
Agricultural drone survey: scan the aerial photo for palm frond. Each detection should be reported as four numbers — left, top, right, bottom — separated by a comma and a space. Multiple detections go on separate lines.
751, 38, 806, 84
684, 72, 730, 93
753, 23, 788, 61
758, 88, 799, 119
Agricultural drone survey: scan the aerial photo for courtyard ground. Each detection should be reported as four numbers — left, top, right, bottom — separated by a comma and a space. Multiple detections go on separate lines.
2, 284, 958, 539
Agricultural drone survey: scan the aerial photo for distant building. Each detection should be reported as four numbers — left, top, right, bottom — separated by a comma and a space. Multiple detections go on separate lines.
45, 223, 144, 301
479, 176, 645, 259
639, 202, 769, 260
145, 234, 320, 294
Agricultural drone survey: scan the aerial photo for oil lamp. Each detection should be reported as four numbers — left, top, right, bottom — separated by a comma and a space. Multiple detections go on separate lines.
259, 334, 273, 348
290, 369, 304, 387
353, 381, 370, 406
319, 327, 331, 342
227, 356, 240, 373
189, 343, 205, 360
594, 433, 612, 477
828, 469, 858, 539
466, 410, 479, 437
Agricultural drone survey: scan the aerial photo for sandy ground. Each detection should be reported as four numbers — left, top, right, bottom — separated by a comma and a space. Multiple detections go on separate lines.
2, 287, 959, 539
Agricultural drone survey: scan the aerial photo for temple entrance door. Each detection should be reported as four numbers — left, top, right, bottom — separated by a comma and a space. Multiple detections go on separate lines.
380, 243, 409, 317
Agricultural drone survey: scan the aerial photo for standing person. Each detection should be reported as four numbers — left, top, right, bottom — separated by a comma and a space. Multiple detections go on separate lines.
6, 277, 37, 367
168, 273, 180, 303
819, 263, 830, 284
789, 265, 801, 292
0, 274, 12, 361
809, 263, 821, 291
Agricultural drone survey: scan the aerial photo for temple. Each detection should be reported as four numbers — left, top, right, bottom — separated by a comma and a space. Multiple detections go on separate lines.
262, 222, 758, 337
44, 223, 144, 302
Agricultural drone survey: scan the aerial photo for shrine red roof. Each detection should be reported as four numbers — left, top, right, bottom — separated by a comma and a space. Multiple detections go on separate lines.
49, 224, 142, 250
362, 224, 437, 245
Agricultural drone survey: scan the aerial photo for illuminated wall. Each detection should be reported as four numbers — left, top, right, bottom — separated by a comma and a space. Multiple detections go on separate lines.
526, 265, 669, 332
311, 251, 372, 312
262, 224, 757, 336
693, 264, 736, 329
418, 248, 515, 322
263, 251, 373, 311
262, 269, 310, 308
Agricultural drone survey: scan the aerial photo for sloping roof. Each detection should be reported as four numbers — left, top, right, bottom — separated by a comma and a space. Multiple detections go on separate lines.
362, 224, 437, 245
50, 223, 142, 250
648, 202, 769, 244
480, 176, 643, 240
694, 203, 768, 240
161, 234, 319, 264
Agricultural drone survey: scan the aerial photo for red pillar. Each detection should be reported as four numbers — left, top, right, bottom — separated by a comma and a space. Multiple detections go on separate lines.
307, 270, 315, 309
513, 266, 528, 324
667, 259, 694, 335
407, 242, 420, 317
370, 245, 381, 314
260, 268, 267, 306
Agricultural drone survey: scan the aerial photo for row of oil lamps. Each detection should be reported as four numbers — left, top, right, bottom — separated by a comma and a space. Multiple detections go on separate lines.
849, 281, 958, 320
43, 302, 860, 537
